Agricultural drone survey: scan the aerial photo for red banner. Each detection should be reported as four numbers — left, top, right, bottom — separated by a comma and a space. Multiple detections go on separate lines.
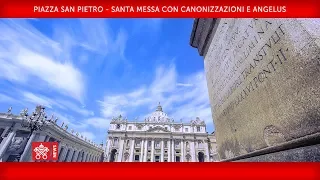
0, 0, 319, 18
0, 163, 320, 180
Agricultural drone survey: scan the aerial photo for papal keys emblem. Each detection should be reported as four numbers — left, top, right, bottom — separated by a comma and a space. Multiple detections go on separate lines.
33, 143, 50, 160
32, 142, 58, 161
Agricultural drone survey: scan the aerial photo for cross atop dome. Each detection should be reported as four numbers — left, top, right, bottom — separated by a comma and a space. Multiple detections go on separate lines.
156, 102, 163, 112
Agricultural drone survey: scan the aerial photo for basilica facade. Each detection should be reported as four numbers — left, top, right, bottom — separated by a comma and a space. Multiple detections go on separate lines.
105, 103, 218, 162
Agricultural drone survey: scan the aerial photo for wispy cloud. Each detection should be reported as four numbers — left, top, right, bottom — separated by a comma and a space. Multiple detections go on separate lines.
0, 19, 85, 102
98, 63, 213, 128
176, 83, 194, 87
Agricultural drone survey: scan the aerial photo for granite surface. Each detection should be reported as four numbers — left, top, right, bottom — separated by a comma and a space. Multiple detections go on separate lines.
190, 18, 320, 161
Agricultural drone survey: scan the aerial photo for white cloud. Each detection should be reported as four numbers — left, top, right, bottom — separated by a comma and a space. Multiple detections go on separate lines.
49, 111, 88, 130
98, 64, 214, 128
0, 19, 85, 102
22, 91, 61, 109
85, 117, 110, 129
56, 99, 94, 116
176, 83, 193, 87
20, 91, 94, 117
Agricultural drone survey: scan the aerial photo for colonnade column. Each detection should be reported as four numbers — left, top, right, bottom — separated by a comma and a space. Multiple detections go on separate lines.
19, 132, 36, 162
66, 149, 75, 162
0, 129, 16, 160
72, 150, 79, 162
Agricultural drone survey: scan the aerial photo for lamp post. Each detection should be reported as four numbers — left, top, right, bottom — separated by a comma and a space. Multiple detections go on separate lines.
18, 105, 49, 161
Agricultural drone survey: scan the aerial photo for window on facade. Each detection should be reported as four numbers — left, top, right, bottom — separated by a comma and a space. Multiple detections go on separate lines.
185, 128, 189, 132
148, 141, 151, 147
128, 126, 132, 130
138, 126, 142, 130
134, 155, 140, 161
176, 151, 180, 154
148, 150, 151, 153
116, 124, 121, 129
175, 156, 180, 162
197, 126, 201, 132
164, 159, 168, 162
175, 141, 180, 148
114, 138, 118, 145
156, 141, 160, 148
165, 127, 168, 130
164, 141, 167, 148
135, 140, 141, 146
126, 140, 130, 146
165, 151, 167, 153
147, 159, 151, 162
135, 150, 140, 153
155, 156, 160, 162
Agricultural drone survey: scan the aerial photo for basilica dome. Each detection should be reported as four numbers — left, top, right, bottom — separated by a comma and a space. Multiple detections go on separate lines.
145, 103, 172, 123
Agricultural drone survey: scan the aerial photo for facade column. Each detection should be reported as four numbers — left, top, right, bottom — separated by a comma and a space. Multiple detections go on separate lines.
150, 140, 155, 162
0, 130, 16, 160
168, 140, 171, 162
117, 138, 125, 162
129, 139, 135, 162
205, 142, 210, 162
171, 139, 174, 162
105, 138, 111, 161
143, 139, 148, 162
140, 139, 144, 162
160, 140, 164, 162
181, 140, 184, 162
19, 132, 36, 162
190, 141, 196, 162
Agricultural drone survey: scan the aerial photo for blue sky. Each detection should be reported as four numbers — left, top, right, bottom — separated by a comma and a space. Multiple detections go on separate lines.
0, 18, 214, 144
